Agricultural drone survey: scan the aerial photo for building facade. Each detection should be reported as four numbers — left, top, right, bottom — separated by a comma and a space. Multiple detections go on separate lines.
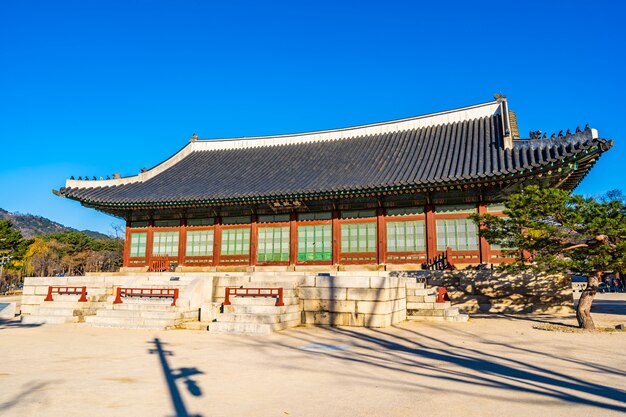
56, 97, 612, 271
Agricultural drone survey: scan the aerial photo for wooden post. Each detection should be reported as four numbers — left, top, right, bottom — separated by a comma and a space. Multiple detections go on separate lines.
478, 202, 490, 264
213, 216, 222, 266
178, 219, 186, 267
123, 222, 131, 267
146, 220, 154, 268
332, 210, 340, 265
376, 208, 386, 265
250, 214, 258, 266
289, 213, 298, 265
425, 205, 437, 260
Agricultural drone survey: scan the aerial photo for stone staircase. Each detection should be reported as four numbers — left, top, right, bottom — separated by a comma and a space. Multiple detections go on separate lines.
406, 279, 469, 322
208, 284, 301, 335
21, 295, 107, 325
85, 299, 200, 330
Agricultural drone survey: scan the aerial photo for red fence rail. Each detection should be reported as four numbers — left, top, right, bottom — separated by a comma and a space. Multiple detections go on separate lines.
113, 287, 179, 306
148, 255, 170, 272
44, 286, 88, 302
223, 287, 284, 306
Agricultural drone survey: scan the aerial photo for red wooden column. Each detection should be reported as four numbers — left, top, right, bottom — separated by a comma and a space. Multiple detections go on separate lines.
122, 222, 131, 267
146, 220, 155, 266
249, 214, 258, 266
425, 205, 437, 260
289, 213, 298, 265
178, 219, 187, 266
376, 208, 386, 265
213, 216, 222, 266
332, 210, 340, 265
477, 203, 490, 264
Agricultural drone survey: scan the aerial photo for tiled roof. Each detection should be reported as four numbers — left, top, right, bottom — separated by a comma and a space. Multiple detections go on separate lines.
57, 102, 612, 208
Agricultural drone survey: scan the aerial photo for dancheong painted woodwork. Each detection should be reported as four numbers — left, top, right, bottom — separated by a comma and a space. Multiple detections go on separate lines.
54, 96, 613, 269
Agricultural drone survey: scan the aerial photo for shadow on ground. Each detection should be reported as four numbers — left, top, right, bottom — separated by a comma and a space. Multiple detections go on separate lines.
0, 318, 41, 330
149, 338, 204, 417
247, 323, 626, 413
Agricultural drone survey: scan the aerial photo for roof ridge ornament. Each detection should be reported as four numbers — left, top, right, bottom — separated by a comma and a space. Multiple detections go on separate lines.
190, 133, 199, 142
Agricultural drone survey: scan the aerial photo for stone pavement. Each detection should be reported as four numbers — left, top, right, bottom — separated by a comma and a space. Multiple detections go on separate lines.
0, 297, 625, 417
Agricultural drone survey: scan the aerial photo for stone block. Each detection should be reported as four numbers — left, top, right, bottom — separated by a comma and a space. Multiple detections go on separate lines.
0, 302, 16, 319
304, 311, 363, 326
20, 295, 46, 305
22, 286, 35, 295
433, 301, 451, 309
406, 281, 426, 289
299, 287, 347, 300
356, 301, 392, 315
391, 298, 406, 312
406, 309, 445, 317
347, 288, 389, 301
34, 286, 52, 296
200, 302, 222, 322
338, 264, 384, 272
315, 275, 371, 289
303, 299, 355, 313
369, 276, 400, 289
407, 302, 434, 309
391, 309, 406, 324
362, 314, 392, 328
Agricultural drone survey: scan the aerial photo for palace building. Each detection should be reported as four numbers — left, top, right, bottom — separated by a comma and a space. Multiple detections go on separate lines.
55, 96, 613, 272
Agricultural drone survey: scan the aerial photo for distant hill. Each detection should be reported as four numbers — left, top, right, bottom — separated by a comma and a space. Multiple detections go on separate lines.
0, 208, 112, 239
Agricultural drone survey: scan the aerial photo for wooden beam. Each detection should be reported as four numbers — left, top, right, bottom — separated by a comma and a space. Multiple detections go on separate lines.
478, 202, 490, 264
425, 205, 436, 260
376, 208, 386, 264
213, 216, 222, 266
122, 222, 131, 267
250, 214, 258, 266
332, 210, 340, 265
289, 213, 298, 265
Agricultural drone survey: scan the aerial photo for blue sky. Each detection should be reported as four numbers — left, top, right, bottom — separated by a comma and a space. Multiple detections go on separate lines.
1, 0, 624, 235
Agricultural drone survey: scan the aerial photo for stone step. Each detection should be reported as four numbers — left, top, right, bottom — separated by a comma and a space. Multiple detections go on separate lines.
228, 296, 298, 306
177, 321, 211, 331
95, 309, 199, 320
85, 316, 177, 329
110, 303, 187, 312
406, 295, 437, 303
34, 301, 108, 309
223, 304, 299, 315
208, 319, 299, 335
216, 311, 300, 324
406, 307, 460, 317
21, 315, 80, 325
407, 314, 468, 323
32, 307, 98, 317
406, 301, 450, 310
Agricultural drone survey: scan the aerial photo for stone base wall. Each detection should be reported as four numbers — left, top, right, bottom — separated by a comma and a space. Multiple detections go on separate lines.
418, 270, 573, 314
21, 276, 114, 316
299, 275, 407, 327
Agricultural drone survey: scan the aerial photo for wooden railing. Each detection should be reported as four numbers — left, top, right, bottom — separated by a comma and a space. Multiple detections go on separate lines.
223, 287, 284, 306
44, 286, 88, 302
113, 287, 179, 306
422, 247, 456, 271
148, 255, 170, 272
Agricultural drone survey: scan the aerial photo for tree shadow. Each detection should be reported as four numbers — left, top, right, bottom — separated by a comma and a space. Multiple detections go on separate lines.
148, 338, 204, 417
0, 318, 42, 330
249, 323, 626, 413
0, 381, 56, 412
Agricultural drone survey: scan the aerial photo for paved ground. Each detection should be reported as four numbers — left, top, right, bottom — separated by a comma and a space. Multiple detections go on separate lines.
0, 295, 625, 417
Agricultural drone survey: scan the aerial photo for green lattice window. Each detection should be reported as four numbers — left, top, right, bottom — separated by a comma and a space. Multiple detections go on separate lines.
129, 232, 147, 257
386, 220, 425, 252
152, 231, 179, 256
185, 230, 214, 257
340, 222, 376, 253
258, 226, 289, 262
436, 219, 478, 251
220, 228, 250, 256
297, 224, 332, 261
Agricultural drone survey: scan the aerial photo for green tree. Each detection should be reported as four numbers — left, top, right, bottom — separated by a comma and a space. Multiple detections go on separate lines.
470, 186, 626, 330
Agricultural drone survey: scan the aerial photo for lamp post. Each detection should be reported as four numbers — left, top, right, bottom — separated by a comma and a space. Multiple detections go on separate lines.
0, 254, 13, 291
